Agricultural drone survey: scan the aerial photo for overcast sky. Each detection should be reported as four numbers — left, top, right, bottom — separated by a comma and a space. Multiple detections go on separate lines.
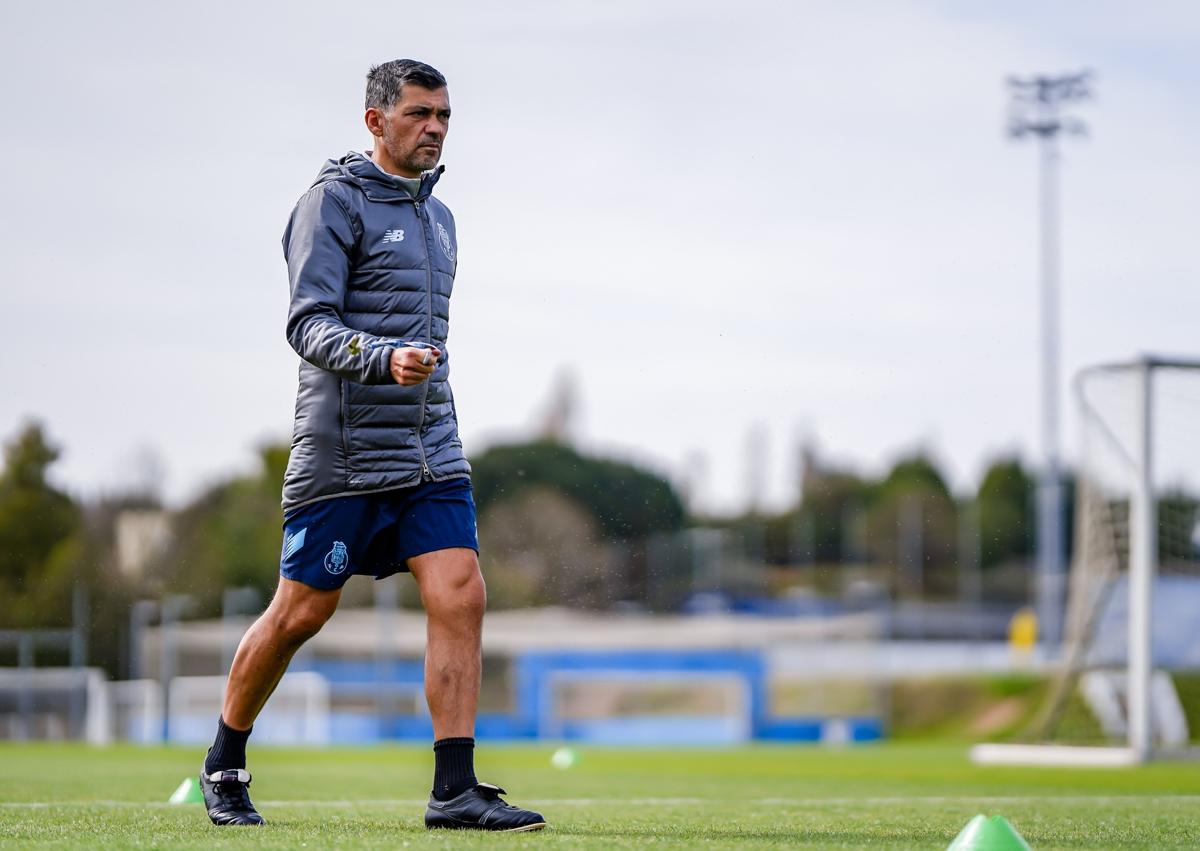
2, 0, 1197, 513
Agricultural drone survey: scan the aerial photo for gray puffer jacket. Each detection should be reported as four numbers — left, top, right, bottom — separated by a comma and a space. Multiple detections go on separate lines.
280, 152, 470, 512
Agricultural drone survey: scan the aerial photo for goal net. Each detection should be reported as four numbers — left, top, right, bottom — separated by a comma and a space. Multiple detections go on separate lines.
1038, 357, 1200, 757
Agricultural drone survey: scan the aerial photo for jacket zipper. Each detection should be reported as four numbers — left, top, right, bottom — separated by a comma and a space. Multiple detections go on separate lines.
413, 198, 433, 480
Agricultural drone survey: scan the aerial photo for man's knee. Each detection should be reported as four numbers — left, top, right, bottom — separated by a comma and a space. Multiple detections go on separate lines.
454, 568, 487, 618
417, 553, 486, 621
266, 582, 339, 643
432, 567, 486, 622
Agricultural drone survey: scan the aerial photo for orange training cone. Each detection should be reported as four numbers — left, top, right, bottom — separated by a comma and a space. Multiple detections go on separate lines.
946, 814, 1033, 850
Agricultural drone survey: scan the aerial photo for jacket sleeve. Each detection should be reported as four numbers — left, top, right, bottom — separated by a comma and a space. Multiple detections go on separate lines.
283, 185, 394, 384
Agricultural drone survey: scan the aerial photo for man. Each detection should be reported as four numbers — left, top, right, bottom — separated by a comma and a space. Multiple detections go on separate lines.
198, 59, 546, 833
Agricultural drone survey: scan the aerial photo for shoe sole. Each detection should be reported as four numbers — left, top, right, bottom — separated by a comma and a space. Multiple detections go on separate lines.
505, 822, 548, 832
426, 819, 549, 832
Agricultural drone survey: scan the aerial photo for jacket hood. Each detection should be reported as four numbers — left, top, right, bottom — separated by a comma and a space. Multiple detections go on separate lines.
311, 151, 444, 202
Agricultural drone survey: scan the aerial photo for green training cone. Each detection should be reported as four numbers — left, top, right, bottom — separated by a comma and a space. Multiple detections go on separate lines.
946, 815, 1032, 851
168, 776, 205, 805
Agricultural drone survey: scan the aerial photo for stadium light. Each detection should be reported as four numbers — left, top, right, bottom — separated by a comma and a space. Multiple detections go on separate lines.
1006, 70, 1093, 649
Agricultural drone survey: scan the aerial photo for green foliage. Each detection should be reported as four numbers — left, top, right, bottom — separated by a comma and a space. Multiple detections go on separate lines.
0, 422, 81, 627
876, 455, 953, 501
863, 453, 958, 580
773, 452, 964, 577
1171, 672, 1200, 743
982, 673, 1043, 698
976, 457, 1034, 568
1159, 489, 1200, 565
889, 675, 1048, 742
143, 439, 682, 615
470, 440, 685, 541
791, 467, 870, 563
151, 444, 287, 614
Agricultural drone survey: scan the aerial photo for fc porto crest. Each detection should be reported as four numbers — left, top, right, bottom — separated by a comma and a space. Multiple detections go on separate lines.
436, 222, 456, 262
324, 541, 350, 575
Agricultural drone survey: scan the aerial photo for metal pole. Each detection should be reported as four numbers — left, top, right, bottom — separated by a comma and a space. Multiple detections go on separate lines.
841, 503, 859, 565
1007, 70, 1092, 651
958, 501, 983, 641
221, 587, 260, 675
1128, 359, 1155, 760
900, 496, 923, 599
70, 584, 88, 668
128, 600, 158, 680
69, 584, 89, 738
221, 589, 238, 675
16, 633, 34, 741
375, 580, 399, 737
1037, 123, 1065, 649
159, 594, 192, 742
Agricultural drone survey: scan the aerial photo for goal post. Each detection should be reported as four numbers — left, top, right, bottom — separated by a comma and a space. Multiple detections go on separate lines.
974, 355, 1200, 766
1127, 357, 1155, 759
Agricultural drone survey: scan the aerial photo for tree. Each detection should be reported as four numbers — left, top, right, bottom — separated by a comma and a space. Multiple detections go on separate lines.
788, 466, 871, 564
976, 457, 1035, 568
864, 453, 958, 594
477, 486, 625, 608
470, 441, 685, 541
0, 422, 81, 627
150, 443, 288, 612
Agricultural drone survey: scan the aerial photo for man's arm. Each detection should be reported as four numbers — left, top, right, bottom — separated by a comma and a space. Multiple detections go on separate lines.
282, 186, 394, 384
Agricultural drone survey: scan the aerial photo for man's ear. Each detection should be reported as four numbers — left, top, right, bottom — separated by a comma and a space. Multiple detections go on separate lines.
364, 108, 385, 139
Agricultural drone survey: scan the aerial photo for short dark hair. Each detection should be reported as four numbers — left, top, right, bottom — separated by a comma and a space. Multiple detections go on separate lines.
365, 59, 447, 110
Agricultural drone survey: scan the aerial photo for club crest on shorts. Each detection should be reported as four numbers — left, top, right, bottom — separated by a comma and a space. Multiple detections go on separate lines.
324, 541, 350, 575
436, 222, 455, 262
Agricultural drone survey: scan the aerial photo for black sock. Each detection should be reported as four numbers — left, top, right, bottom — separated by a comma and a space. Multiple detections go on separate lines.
432, 737, 477, 800
204, 716, 252, 776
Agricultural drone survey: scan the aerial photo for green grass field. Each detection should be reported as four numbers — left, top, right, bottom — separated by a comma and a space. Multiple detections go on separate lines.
0, 743, 1196, 849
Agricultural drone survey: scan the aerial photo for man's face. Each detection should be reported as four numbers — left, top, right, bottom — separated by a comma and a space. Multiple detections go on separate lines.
367, 85, 451, 177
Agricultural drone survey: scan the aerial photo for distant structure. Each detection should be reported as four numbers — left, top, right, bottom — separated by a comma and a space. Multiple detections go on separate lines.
1006, 70, 1093, 648
679, 449, 710, 516
798, 439, 819, 503
538, 369, 579, 444
115, 509, 171, 579
744, 423, 768, 515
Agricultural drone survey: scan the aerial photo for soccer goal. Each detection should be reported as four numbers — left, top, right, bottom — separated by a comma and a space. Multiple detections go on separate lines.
166, 673, 330, 745
0, 667, 112, 744
973, 355, 1200, 766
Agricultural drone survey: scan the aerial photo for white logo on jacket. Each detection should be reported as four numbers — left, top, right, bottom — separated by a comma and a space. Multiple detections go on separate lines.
381, 229, 405, 244
436, 222, 455, 262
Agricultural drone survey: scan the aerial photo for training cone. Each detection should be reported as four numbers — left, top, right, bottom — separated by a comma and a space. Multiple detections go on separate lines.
168, 776, 205, 805
946, 815, 1032, 851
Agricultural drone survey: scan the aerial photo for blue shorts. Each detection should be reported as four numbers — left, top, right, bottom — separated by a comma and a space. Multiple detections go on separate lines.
279, 477, 478, 591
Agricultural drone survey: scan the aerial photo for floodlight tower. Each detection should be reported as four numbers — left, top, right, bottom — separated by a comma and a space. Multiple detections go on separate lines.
1006, 71, 1092, 649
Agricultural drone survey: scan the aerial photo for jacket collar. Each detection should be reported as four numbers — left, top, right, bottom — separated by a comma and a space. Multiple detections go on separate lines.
313, 151, 444, 203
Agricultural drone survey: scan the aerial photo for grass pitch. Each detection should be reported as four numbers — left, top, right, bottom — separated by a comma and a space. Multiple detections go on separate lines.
0, 742, 1196, 849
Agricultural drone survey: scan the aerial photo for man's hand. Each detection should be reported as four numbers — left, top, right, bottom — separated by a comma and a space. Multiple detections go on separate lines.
390, 346, 441, 386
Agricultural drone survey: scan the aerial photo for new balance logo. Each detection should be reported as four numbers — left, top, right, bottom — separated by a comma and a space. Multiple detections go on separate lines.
282, 527, 307, 560
381, 229, 405, 244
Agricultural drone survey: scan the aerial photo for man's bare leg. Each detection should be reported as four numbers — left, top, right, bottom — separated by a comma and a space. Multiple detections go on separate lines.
408, 547, 485, 740
201, 577, 340, 825
411, 547, 546, 830
221, 577, 342, 729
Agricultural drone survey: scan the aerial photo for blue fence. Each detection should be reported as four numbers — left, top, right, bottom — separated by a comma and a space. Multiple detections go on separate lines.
301, 649, 883, 745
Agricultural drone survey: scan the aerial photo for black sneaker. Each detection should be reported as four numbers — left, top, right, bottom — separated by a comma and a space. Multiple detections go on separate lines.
425, 782, 547, 832
199, 767, 266, 826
